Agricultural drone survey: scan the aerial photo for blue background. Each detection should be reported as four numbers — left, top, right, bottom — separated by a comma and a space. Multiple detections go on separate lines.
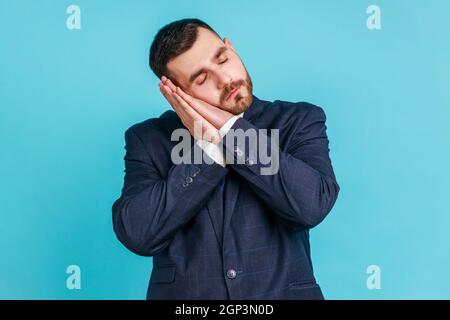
1, 0, 449, 299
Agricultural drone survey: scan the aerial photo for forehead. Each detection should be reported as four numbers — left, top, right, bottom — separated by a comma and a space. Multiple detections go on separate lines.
166, 27, 224, 86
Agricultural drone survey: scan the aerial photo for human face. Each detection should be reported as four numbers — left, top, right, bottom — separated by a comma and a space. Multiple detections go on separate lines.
166, 27, 253, 115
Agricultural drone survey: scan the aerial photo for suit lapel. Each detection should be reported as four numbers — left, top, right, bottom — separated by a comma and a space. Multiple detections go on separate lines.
222, 172, 242, 242
205, 172, 243, 249
206, 179, 225, 248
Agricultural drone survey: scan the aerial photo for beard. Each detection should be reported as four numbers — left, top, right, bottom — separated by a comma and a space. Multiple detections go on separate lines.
219, 69, 253, 115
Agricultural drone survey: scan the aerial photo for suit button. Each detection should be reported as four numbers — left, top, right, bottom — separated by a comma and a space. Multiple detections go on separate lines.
186, 176, 193, 183
226, 269, 237, 279
191, 166, 200, 177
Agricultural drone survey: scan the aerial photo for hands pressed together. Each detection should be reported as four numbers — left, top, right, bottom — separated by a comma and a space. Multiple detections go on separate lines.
158, 76, 234, 144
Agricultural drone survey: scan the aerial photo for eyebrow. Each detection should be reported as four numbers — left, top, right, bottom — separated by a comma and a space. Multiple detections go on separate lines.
188, 46, 228, 84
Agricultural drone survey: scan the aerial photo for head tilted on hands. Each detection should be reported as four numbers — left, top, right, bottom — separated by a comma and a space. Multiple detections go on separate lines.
149, 18, 253, 115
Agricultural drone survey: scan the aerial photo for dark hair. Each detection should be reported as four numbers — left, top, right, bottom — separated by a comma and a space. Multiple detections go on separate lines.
149, 18, 220, 81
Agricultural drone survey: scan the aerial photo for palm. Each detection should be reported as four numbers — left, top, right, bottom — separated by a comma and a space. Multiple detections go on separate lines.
160, 76, 234, 129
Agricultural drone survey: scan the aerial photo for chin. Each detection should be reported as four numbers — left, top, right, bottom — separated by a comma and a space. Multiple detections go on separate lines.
227, 93, 253, 114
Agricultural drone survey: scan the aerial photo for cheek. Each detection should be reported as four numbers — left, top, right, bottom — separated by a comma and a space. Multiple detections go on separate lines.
228, 59, 247, 79
192, 85, 221, 104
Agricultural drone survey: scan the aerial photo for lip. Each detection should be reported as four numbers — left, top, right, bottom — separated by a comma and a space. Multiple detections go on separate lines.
226, 86, 240, 101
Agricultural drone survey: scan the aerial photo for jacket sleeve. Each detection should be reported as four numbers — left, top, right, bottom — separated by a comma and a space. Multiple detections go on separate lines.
112, 127, 229, 256
221, 105, 340, 231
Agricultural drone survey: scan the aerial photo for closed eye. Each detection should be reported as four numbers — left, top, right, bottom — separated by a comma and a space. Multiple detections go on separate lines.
197, 74, 207, 85
196, 57, 227, 85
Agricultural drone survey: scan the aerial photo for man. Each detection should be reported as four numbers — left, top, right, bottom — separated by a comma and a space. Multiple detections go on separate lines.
112, 18, 339, 300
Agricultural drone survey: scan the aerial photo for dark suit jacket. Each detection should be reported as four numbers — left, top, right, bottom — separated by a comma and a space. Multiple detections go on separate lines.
112, 95, 339, 299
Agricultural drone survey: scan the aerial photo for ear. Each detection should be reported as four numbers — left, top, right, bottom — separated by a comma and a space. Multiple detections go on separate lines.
223, 37, 235, 51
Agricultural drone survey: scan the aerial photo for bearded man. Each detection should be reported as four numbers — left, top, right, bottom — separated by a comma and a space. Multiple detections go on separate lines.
112, 18, 339, 300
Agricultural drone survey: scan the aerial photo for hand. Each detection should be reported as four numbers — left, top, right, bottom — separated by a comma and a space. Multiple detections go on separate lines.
159, 77, 220, 144
159, 76, 234, 143
163, 76, 234, 129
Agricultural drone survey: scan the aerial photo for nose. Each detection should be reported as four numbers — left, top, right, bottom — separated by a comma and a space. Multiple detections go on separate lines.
216, 71, 232, 90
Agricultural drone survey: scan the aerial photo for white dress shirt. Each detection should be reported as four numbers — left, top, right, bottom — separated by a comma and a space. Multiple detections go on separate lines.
195, 112, 244, 167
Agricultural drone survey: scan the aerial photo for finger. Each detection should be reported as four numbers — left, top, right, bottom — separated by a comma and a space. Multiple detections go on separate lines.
160, 82, 173, 94
163, 77, 177, 92
172, 92, 219, 142
160, 84, 188, 119
161, 83, 220, 143
174, 86, 208, 118
176, 87, 232, 129
175, 86, 195, 105
173, 87, 212, 127
160, 84, 178, 107
161, 76, 169, 86
160, 86, 193, 130
172, 91, 199, 119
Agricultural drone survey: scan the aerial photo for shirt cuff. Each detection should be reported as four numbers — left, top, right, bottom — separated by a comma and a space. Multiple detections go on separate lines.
219, 113, 244, 138
195, 139, 226, 167
196, 113, 244, 167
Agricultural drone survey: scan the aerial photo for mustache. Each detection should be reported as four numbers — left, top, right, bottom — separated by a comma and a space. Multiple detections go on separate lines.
221, 79, 246, 102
